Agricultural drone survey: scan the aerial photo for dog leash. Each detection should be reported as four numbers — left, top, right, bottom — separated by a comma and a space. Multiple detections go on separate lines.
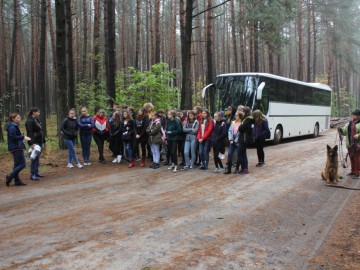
326, 183, 360, 190
336, 129, 348, 168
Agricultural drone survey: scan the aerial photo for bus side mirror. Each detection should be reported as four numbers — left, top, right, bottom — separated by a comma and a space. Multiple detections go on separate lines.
257, 82, 265, 100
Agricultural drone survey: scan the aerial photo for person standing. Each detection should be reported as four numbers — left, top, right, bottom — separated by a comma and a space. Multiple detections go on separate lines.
92, 109, 109, 164
236, 107, 253, 174
78, 107, 94, 165
61, 109, 83, 168
211, 112, 227, 173
252, 110, 270, 167
146, 112, 164, 169
121, 110, 134, 163
197, 109, 214, 170
338, 109, 360, 179
224, 112, 241, 174
6, 113, 31, 186
25, 107, 45, 180
109, 111, 123, 163
182, 111, 199, 170
166, 110, 182, 173
129, 108, 149, 167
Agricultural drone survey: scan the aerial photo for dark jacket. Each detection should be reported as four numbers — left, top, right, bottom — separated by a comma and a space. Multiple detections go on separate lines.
25, 117, 44, 146
121, 119, 134, 142
166, 118, 182, 141
146, 119, 164, 145
253, 120, 270, 141
78, 115, 94, 136
134, 115, 150, 142
61, 117, 79, 140
238, 117, 254, 144
7, 122, 26, 152
211, 120, 227, 149
109, 119, 122, 137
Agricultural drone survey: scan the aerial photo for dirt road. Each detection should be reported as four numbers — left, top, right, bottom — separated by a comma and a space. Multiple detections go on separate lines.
1, 129, 359, 270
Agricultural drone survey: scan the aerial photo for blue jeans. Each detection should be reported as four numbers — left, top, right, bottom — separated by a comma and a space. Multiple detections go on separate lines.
124, 142, 133, 160
80, 134, 92, 162
30, 146, 42, 176
150, 144, 160, 164
227, 143, 239, 163
199, 140, 210, 168
64, 138, 79, 164
184, 137, 196, 167
237, 142, 248, 170
10, 150, 26, 181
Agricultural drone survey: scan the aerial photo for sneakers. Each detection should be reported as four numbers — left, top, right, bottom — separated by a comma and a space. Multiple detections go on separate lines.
30, 175, 40, 181
152, 163, 160, 169
112, 158, 118, 163
14, 181, 27, 186
352, 174, 360, 179
347, 172, 355, 176
117, 155, 122, 163
239, 169, 249, 175
173, 165, 178, 173
181, 166, 189, 171
218, 168, 224, 173
67, 163, 74, 168
256, 162, 265, 167
76, 163, 83, 169
213, 168, 220, 173
168, 164, 175, 170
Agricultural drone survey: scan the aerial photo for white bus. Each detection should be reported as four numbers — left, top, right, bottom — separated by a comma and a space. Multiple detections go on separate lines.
202, 73, 332, 144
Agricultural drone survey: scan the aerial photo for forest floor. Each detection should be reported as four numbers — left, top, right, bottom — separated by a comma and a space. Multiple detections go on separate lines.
0, 129, 359, 270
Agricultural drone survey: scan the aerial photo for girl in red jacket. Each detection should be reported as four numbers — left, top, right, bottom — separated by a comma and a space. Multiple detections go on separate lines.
197, 109, 214, 170
92, 109, 109, 163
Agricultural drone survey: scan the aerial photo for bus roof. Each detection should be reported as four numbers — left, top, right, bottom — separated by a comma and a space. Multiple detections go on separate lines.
216, 73, 332, 91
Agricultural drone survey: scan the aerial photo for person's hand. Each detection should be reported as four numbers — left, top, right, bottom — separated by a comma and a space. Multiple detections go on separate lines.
230, 140, 233, 144
354, 134, 359, 139
24, 136, 31, 141
167, 131, 172, 134
87, 124, 91, 127
136, 135, 140, 139
199, 139, 203, 143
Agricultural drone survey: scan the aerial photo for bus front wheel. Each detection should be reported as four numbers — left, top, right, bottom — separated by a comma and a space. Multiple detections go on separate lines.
273, 126, 282, 145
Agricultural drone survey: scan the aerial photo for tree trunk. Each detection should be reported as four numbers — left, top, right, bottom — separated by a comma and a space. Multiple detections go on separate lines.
55, 0, 68, 149
105, 0, 116, 107
180, 0, 194, 109
65, 0, 75, 109
135, 0, 141, 70
38, 0, 47, 135
206, 0, 215, 112
154, 0, 160, 63
230, 0, 238, 72
312, 1, 317, 82
82, 0, 87, 81
93, 0, 101, 112
306, 0, 311, 82
297, 1, 304, 81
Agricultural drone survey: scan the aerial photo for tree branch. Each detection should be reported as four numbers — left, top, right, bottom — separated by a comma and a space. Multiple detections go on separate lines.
192, 0, 231, 19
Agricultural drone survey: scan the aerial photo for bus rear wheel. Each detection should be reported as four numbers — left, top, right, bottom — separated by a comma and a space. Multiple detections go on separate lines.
273, 126, 282, 145
312, 124, 319, 138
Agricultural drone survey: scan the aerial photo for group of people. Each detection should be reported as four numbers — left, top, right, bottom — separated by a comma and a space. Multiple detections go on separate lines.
7, 103, 359, 187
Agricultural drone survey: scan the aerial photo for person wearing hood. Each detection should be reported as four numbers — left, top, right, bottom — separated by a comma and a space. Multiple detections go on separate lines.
78, 107, 94, 165
92, 109, 109, 164
61, 108, 83, 169
211, 112, 227, 173
338, 109, 360, 179
6, 112, 31, 186
25, 107, 45, 180
146, 112, 164, 169
129, 107, 150, 168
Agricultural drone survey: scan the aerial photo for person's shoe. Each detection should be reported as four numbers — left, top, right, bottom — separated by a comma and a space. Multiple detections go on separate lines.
128, 158, 135, 168
239, 169, 249, 175
199, 165, 205, 170
99, 159, 106, 164
218, 168, 224, 173
168, 164, 175, 170
347, 172, 355, 176
140, 159, 145, 167
6, 174, 12, 186
76, 163, 83, 169
352, 174, 360, 179
35, 173, 44, 177
67, 163, 74, 168
153, 163, 160, 169
30, 175, 40, 181
258, 162, 265, 167
163, 160, 170, 166
173, 166, 178, 173
117, 155, 122, 163
149, 163, 155, 169
112, 158, 118, 163
181, 166, 188, 171
189, 166, 193, 170
87, 162, 91, 166
233, 169, 239, 174
83, 162, 88, 166
213, 168, 220, 173
255, 163, 261, 167
14, 181, 27, 186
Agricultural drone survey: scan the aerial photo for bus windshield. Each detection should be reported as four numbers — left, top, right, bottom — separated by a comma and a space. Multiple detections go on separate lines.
215, 75, 259, 111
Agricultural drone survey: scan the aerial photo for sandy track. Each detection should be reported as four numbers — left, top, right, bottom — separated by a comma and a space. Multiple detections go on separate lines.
1, 129, 359, 270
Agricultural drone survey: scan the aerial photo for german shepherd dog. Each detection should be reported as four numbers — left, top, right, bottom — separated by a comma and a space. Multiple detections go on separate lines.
321, 145, 339, 184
